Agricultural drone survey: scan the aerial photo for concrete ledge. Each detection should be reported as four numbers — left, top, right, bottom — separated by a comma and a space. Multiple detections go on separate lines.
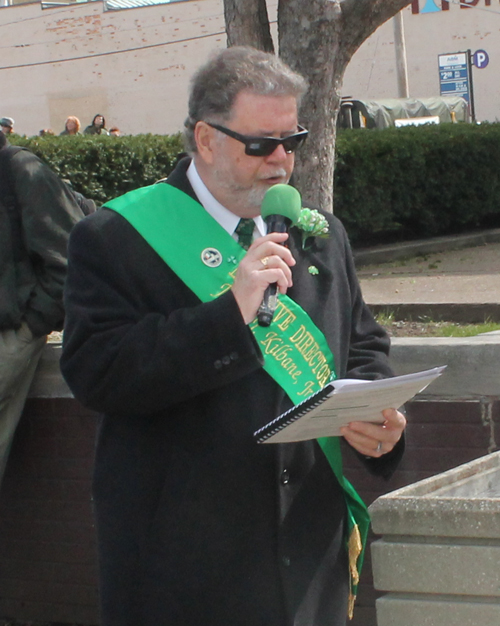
390, 335, 500, 399
29, 335, 500, 401
369, 452, 500, 626
372, 542, 500, 596
376, 595, 500, 626
369, 453, 500, 538
353, 227, 500, 267
369, 303, 500, 324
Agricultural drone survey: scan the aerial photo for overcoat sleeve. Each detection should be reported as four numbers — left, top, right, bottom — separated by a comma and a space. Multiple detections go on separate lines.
293, 215, 404, 477
60, 210, 264, 415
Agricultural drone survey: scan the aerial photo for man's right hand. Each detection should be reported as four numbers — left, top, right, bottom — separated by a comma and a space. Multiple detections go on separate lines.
231, 232, 296, 324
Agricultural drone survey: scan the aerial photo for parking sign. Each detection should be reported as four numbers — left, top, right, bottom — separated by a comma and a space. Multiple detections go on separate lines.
473, 49, 489, 69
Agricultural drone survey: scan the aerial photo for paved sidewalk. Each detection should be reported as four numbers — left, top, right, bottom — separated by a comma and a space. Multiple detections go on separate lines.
354, 229, 500, 322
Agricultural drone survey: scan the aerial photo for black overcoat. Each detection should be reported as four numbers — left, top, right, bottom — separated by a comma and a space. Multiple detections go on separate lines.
61, 159, 403, 626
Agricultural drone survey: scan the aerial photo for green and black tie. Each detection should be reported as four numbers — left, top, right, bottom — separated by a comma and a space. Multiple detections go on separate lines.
235, 218, 255, 251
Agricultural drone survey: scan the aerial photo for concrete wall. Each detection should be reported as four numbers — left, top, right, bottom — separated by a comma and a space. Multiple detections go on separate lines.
0, 339, 498, 624
368, 451, 500, 626
1, 0, 499, 137
346, 332, 500, 626
345, 397, 500, 626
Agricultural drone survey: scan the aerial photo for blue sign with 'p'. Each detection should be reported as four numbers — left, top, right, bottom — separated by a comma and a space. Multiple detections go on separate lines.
473, 50, 489, 69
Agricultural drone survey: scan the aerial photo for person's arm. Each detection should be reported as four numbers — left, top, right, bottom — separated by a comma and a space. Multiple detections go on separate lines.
60, 214, 266, 415
336, 220, 406, 474
12, 150, 84, 336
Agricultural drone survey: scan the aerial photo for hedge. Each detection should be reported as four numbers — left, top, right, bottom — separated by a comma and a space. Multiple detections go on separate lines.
334, 122, 500, 246
9, 133, 184, 206
9, 123, 500, 246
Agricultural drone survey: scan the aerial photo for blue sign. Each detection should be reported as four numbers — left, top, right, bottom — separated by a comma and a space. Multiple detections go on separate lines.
438, 52, 470, 103
421, 0, 441, 13
473, 49, 489, 69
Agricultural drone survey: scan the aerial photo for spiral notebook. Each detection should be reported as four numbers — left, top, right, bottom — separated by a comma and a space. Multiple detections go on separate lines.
254, 366, 446, 444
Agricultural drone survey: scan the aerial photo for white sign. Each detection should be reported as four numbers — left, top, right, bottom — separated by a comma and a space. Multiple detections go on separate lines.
395, 116, 440, 127
439, 53, 467, 68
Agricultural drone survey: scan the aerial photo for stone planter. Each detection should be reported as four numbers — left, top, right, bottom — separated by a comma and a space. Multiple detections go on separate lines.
369, 451, 500, 626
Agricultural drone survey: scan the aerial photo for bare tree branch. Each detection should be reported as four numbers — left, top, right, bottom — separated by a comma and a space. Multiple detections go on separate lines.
224, 0, 274, 52
341, 0, 412, 58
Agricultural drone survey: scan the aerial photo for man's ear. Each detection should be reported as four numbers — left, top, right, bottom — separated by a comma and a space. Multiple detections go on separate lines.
194, 122, 216, 165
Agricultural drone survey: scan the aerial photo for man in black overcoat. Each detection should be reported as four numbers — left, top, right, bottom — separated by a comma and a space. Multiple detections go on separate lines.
61, 47, 406, 626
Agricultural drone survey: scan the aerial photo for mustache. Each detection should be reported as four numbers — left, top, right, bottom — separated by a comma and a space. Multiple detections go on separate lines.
260, 169, 288, 180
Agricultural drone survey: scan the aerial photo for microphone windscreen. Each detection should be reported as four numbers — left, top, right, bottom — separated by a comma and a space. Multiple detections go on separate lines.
261, 184, 301, 224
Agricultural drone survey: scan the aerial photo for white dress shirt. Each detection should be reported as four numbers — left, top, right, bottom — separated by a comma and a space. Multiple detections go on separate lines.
187, 159, 266, 243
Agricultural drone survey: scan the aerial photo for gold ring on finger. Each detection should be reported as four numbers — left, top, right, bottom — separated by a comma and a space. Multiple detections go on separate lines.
261, 256, 269, 267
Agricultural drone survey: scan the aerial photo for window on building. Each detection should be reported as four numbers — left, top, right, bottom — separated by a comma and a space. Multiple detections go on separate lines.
41, 0, 99, 8
39, 0, 191, 9
1, 0, 40, 6
104, 0, 192, 9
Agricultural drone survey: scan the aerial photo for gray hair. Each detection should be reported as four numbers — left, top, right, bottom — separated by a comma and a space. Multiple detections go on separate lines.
184, 46, 308, 153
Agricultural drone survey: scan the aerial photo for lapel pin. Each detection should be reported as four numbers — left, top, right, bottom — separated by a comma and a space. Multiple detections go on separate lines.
308, 265, 319, 275
201, 248, 223, 268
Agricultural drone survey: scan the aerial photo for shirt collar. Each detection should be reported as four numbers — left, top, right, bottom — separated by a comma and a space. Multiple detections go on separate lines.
187, 159, 266, 239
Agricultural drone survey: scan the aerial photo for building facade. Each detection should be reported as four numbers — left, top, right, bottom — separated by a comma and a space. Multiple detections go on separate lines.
0, 0, 498, 137
343, 0, 499, 123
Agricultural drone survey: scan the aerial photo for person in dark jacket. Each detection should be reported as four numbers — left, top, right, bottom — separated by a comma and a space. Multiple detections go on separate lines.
83, 114, 109, 136
60, 47, 406, 626
0, 131, 84, 486
0, 117, 14, 135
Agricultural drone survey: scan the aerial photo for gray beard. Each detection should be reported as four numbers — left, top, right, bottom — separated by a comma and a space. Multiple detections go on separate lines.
212, 166, 289, 213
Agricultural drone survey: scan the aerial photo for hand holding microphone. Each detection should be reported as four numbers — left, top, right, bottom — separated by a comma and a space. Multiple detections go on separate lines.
231, 185, 301, 326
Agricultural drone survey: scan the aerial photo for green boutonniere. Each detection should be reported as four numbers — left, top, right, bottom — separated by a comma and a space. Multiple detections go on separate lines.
296, 208, 329, 250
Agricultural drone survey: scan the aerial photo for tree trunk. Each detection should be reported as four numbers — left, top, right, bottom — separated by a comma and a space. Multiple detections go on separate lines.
224, 0, 413, 212
224, 0, 274, 52
278, 0, 347, 212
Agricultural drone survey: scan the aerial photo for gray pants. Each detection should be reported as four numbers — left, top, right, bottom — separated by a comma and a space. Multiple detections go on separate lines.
0, 323, 46, 487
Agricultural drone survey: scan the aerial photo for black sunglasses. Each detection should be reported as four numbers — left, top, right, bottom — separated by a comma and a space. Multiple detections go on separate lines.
206, 122, 308, 157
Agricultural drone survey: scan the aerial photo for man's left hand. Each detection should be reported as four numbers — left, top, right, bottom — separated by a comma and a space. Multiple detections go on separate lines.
339, 409, 406, 458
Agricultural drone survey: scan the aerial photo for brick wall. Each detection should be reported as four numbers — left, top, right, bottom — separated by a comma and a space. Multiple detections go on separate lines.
0, 398, 99, 624
0, 397, 498, 625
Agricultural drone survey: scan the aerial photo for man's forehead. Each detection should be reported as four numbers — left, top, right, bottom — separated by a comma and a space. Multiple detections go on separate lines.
228, 91, 299, 133
231, 89, 298, 109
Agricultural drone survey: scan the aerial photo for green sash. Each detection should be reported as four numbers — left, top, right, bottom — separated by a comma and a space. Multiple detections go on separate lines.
105, 182, 369, 617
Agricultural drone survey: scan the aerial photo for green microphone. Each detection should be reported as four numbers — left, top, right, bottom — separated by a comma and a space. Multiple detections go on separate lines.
258, 184, 302, 327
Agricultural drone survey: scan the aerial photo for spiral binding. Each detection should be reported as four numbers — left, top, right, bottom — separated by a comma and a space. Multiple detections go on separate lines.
254, 383, 335, 443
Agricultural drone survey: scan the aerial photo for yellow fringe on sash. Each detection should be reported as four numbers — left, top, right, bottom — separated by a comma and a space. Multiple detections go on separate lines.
347, 524, 362, 620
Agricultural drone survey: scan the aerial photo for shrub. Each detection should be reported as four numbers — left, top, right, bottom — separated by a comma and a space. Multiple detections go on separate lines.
10, 123, 500, 246
334, 123, 500, 246
9, 133, 184, 206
